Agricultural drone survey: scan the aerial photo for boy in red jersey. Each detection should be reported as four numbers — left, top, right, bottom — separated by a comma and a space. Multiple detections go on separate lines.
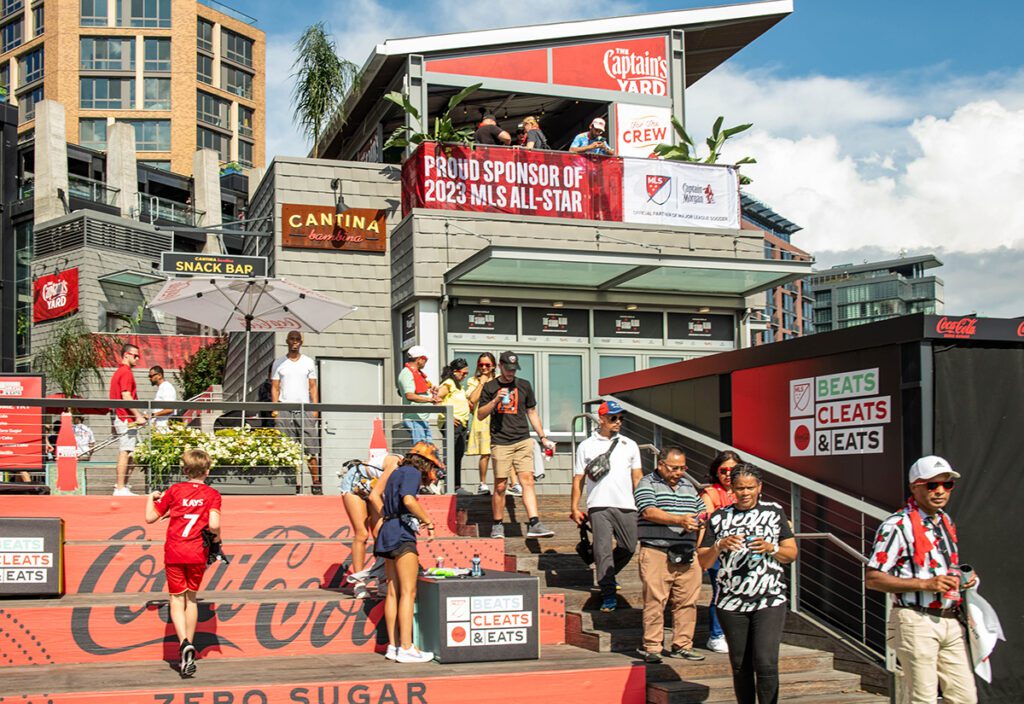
145, 448, 222, 677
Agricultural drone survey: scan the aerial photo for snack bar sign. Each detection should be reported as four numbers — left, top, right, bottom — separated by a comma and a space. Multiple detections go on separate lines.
788, 368, 891, 457
446, 594, 532, 648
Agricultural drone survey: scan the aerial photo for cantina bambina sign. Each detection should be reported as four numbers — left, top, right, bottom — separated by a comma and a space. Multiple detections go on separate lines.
281, 204, 387, 252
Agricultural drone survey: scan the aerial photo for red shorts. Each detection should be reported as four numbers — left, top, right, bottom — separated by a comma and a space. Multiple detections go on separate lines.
166, 563, 206, 594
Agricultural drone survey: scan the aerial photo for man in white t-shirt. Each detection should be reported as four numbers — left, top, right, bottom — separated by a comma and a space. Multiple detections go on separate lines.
148, 366, 177, 430
271, 331, 321, 492
571, 400, 643, 612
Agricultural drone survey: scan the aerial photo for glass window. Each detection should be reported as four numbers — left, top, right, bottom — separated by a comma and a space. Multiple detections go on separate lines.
80, 0, 106, 25
32, 5, 41, 35
221, 28, 252, 67
648, 356, 685, 368
238, 139, 253, 166
139, 159, 170, 170
220, 65, 252, 99
196, 53, 212, 84
197, 126, 229, 161
237, 105, 253, 137
80, 37, 134, 70
18, 85, 42, 122
2, 18, 22, 52
196, 18, 212, 51
0, 63, 8, 92
548, 355, 583, 433
143, 38, 170, 71
80, 77, 134, 109
196, 90, 228, 127
19, 47, 43, 84
14, 220, 31, 356
79, 118, 107, 149
125, 119, 169, 150
2, 0, 23, 18
599, 355, 635, 379
142, 77, 169, 109
123, 0, 169, 28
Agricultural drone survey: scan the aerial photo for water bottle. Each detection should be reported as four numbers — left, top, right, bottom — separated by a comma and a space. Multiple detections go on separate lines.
471, 554, 482, 578
436, 556, 444, 570
501, 389, 512, 407
943, 566, 961, 603
744, 536, 762, 564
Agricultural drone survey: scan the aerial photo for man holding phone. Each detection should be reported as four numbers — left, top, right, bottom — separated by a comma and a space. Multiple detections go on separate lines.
570, 117, 616, 156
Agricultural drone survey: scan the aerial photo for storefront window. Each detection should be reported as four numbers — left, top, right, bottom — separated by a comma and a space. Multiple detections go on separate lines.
599, 355, 635, 379
548, 355, 583, 433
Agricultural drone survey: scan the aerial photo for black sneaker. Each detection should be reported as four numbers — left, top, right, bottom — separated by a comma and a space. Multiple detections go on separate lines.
179, 641, 197, 677
635, 648, 662, 664
665, 646, 706, 661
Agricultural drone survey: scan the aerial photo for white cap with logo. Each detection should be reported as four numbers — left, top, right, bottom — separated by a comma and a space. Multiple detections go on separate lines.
407, 345, 429, 360
908, 455, 961, 483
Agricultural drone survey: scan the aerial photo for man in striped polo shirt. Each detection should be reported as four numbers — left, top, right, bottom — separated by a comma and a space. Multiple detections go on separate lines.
866, 456, 978, 704
633, 446, 706, 663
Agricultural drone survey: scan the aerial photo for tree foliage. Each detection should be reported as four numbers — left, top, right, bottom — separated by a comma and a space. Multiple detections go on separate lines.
291, 23, 360, 157
177, 339, 227, 400
32, 319, 108, 397
653, 116, 757, 184
383, 83, 481, 150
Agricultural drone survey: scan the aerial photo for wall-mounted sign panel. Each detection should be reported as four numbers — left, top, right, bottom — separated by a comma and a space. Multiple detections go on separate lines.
552, 37, 668, 96
667, 313, 736, 350
0, 374, 44, 471
622, 159, 740, 229
401, 308, 417, 347
0, 518, 64, 596
615, 104, 673, 159
281, 204, 387, 253
593, 310, 663, 346
33, 268, 78, 323
521, 307, 590, 344
160, 252, 267, 278
448, 305, 518, 342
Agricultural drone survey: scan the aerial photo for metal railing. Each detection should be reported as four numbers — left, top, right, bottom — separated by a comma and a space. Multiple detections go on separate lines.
3, 399, 456, 496
197, 0, 258, 24
137, 193, 205, 226
69, 174, 119, 207
590, 396, 893, 675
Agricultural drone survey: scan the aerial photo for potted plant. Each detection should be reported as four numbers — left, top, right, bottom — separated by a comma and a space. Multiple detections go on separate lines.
382, 83, 481, 151
220, 161, 243, 176
654, 115, 757, 184
133, 424, 303, 495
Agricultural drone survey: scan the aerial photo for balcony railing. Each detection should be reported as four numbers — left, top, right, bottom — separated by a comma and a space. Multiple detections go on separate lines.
137, 193, 205, 227
68, 174, 119, 207
197, 0, 258, 25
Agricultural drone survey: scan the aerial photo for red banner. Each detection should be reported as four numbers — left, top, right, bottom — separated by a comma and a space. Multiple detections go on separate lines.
93, 334, 223, 370
0, 375, 44, 470
552, 36, 668, 95
402, 142, 623, 220
33, 268, 79, 323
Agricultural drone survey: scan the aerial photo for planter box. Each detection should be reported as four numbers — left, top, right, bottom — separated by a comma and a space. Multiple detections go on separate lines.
157, 466, 298, 495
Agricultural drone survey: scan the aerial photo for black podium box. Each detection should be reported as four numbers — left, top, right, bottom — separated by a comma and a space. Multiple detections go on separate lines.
415, 570, 539, 663
0, 517, 64, 596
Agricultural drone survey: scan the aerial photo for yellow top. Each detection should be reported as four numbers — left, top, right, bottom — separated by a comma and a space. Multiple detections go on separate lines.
437, 377, 470, 427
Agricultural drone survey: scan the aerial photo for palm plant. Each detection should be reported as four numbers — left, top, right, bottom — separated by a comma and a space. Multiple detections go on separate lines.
654, 116, 757, 184
291, 23, 360, 158
32, 319, 108, 397
382, 83, 482, 150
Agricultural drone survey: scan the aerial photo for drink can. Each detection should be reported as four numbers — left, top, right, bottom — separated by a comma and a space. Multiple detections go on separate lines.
943, 567, 961, 602
543, 445, 554, 461
436, 556, 444, 569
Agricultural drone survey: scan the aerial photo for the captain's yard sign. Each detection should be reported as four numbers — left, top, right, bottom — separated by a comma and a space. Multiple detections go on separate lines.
282, 204, 387, 253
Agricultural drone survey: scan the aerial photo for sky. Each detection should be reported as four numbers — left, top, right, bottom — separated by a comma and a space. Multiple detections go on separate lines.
248, 0, 1024, 317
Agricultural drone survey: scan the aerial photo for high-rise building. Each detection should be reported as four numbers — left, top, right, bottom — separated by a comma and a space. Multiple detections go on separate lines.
741, 193, 814, 345
809, 255, 944, 333
0, 0, 264, 174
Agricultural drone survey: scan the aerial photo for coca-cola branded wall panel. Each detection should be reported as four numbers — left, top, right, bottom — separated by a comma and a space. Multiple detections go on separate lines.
731, 346, 904, 508
593, 310, 663, 346
666, 313, 735, 350
552, 36, 669, 95
926, 314, 1024, 342
0, 374, 44, 471
33, 268, 78, 323
521, 307, 590, 344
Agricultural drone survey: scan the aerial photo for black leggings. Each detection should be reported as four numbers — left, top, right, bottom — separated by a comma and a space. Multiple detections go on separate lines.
717, 605, 787, 704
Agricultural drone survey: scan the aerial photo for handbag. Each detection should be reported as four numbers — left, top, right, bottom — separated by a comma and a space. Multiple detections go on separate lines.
584, 437, 620, 481
575, 518, 594, 566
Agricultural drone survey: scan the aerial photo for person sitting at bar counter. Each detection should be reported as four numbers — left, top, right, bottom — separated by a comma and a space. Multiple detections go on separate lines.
570, 117, 615, 156
474, 113, 511, 146
369, 441, 444, 664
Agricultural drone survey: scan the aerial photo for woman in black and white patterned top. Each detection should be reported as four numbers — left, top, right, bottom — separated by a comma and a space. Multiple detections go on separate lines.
699, 464, 798, 704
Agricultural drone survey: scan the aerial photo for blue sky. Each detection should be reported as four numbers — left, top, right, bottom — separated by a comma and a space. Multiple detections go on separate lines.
249, 0, 1024, 317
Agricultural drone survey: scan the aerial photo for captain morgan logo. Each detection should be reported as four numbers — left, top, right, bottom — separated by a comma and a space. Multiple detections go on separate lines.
603, 48, 668, 95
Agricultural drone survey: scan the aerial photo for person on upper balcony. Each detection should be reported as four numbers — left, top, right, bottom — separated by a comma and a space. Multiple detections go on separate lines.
474, 114, 511, 146
570, 117, 616, 156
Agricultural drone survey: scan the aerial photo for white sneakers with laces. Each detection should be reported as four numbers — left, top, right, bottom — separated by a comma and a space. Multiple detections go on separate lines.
396, 646, 433, 663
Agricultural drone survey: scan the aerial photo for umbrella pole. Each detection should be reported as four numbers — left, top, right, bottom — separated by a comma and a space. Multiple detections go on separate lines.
241, 315, 252, 426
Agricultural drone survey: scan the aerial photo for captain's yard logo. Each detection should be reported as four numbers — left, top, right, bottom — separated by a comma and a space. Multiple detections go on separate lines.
645, 175, 671, 205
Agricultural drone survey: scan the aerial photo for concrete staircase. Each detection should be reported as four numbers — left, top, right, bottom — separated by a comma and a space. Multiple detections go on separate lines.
459, 492, 888, 704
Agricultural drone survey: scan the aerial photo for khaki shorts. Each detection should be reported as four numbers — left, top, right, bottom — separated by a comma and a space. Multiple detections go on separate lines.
112, 417, 137, 453
490, 438, 535, 479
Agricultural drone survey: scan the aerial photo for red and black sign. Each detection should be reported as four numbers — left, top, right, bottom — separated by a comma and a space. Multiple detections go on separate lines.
925, 315, 1024, 342
282, 204, 388, 252
0, 374, 44, 471
447, 304, 518, 339
593, 310, 662, 341
521, 307, 589, 342
33, 268, 79, 323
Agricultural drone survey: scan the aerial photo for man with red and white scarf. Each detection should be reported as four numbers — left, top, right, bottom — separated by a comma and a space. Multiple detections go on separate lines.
866, 456, 978, 704
398, 346, 438, 445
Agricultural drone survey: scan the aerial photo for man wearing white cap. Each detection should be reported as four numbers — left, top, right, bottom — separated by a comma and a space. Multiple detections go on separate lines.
398, 346, 437, 445
569, 117, 616, 156
866, 456, 978, 704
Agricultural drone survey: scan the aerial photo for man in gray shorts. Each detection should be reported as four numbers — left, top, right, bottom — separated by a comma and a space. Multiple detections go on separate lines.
271, 331, 321, 493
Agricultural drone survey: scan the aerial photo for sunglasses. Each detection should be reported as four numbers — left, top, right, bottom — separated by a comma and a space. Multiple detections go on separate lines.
478, 363, 493, 368
919, 480, 956, 491
604, 415, 623, 422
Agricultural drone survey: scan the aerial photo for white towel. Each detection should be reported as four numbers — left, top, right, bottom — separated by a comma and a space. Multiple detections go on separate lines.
963, 586, 1005, 683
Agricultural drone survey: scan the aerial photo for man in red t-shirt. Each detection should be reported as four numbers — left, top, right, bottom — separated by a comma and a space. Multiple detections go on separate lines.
145, 448, 222, 677
109, 343, 148, 495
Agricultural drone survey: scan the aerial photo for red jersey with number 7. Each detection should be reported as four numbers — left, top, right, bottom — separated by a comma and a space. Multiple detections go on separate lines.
153, 481, 223, 564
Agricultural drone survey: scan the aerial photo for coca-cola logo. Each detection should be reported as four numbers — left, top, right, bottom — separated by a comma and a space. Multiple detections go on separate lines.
1017, 321, 1024, 337
602, 48, 668, 95
242, 317, 302, 330
935, 316, 978, 338
41, 279, 69, 310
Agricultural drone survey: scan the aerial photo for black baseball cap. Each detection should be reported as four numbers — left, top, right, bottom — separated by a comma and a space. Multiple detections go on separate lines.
499, 351, 521, 370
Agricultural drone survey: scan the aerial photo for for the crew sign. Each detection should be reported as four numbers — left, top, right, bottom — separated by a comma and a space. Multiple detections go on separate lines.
282, 204, 387, 253
0, 518, 63, 596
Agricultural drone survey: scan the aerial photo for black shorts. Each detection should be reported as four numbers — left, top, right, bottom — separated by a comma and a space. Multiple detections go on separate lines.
375, 542, 418, 560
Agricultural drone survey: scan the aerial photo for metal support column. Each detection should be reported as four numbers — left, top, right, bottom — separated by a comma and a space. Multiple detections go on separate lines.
669, 30, 686, 134
789, 483, 801, 612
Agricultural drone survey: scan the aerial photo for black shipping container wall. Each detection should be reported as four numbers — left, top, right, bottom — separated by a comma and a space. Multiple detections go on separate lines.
935, 345, 1024, 704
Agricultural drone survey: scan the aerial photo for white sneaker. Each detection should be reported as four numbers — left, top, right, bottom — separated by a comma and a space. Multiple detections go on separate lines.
385, 644, 398, 661
112, 486, 137, 496
477, 483, 491, 495
396, 646, 433, 663
352, 581, 369, 600
507, 484, 522, 496
707, 635, 729, 653
347, 569, 371, 584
